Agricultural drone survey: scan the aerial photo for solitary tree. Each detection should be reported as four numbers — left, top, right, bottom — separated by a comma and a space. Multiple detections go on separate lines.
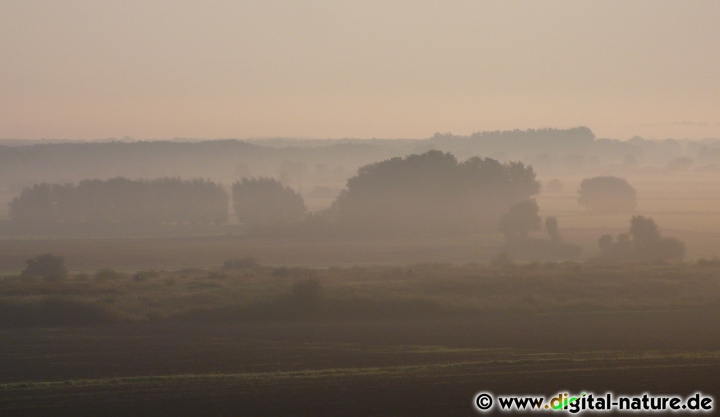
498, 200, 542, 240
578, 176, 637, 214
545, 216, 561, 242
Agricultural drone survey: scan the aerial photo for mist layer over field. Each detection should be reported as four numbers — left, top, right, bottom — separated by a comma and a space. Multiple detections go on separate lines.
3, 2, 720, 415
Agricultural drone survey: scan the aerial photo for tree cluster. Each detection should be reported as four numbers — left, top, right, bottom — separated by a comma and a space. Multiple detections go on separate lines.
7, 151, 543, 238
597, 216, 686, 262
325, 150, 540, 236
9, 177, 228, 231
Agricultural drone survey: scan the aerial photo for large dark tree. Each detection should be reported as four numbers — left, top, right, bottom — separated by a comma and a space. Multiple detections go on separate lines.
324, 151, 540, 236
232, 178, 306, 227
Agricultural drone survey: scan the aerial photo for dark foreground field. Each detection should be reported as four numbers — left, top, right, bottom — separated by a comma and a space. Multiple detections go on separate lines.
2, 310, 720, 416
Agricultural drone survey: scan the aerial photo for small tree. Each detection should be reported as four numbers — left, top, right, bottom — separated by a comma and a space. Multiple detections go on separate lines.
498, 200, 541, 240
21, 253, 67, 282
545, 216, 560, 242
629, 215, 661, 243
578, 176, 637, 213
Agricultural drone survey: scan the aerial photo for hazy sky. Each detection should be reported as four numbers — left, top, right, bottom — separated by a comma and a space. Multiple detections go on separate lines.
2, 1, 719, 140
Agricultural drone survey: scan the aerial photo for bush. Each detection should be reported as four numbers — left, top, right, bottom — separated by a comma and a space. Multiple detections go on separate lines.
21, 254, 67, 282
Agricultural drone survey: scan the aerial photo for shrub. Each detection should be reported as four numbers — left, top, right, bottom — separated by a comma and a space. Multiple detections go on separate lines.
21, 254, 67, 282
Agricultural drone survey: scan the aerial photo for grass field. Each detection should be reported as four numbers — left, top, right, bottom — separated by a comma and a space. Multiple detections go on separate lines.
2, 312, 720, 416
2, 262, 720, 325
1, 262, 720, 415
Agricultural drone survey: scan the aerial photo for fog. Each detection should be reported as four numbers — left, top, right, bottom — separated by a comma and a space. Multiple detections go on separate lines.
2, 1, 720, 140
0, 127, 719, 261
2, 3, 720, 415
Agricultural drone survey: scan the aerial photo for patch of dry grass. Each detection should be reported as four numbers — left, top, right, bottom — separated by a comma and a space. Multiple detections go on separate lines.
1, 261, 719, 326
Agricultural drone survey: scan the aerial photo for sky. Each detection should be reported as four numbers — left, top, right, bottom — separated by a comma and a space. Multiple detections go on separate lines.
1, 1, 719, 141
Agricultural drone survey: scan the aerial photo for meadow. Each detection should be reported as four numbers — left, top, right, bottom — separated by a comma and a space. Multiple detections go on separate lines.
2, 261, 720, 327
2, 311, 720, 416
1, 257, 720, 415
1, 170, 720, 415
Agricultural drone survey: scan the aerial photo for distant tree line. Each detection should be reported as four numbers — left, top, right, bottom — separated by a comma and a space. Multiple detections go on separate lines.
6, 151, 541, 238
0, 128, 709, 198
9, 177, 228, 233
232, 178, 306, 227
